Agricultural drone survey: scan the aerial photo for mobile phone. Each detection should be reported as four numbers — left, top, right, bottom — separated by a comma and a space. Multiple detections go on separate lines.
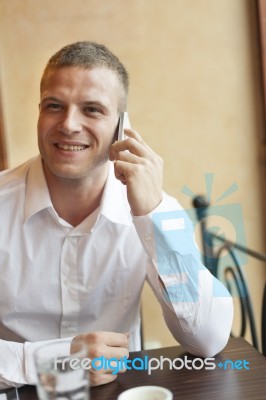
117, 112, 131, 141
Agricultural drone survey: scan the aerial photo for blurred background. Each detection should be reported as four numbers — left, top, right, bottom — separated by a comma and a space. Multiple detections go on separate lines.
0, 0, 266, 351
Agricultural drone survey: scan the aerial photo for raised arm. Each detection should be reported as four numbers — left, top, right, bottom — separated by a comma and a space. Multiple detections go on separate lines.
110, 129, 233, 357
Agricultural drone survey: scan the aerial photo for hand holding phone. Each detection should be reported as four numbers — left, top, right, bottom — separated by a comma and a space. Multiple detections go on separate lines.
110, 112, 163, 215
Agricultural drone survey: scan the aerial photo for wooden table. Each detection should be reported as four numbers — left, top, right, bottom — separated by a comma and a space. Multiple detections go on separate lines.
14, 337, 266, 400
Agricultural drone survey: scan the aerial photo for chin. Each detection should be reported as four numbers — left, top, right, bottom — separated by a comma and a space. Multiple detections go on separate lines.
55, 170, 86, 180
46, 164, 84, 180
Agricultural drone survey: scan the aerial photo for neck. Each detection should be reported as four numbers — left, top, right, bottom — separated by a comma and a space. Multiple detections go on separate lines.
43, 163, 109, 227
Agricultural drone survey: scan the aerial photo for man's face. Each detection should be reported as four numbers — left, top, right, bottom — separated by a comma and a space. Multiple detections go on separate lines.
38, 66, 121, 183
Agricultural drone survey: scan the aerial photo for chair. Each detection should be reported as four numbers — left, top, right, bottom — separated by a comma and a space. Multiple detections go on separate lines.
193, 195, 266, 355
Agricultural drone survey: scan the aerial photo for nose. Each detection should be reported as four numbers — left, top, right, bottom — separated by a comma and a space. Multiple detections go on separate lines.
57, 108, 82, 135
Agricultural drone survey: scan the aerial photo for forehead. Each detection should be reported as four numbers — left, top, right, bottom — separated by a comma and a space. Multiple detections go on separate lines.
41, 66, 121, 104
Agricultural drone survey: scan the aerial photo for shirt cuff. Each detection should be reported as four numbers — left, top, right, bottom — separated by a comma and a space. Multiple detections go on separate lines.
24, 338, 72, 384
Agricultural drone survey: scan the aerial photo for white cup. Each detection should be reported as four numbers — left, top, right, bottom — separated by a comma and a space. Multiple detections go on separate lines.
117, 385, 173, 400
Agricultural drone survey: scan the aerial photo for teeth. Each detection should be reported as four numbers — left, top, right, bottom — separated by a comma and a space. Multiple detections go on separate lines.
58, 144, 87, 151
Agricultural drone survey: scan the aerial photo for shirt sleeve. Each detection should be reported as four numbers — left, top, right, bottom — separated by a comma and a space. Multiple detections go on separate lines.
132, 193, 234, 358
0, 338, 71, 389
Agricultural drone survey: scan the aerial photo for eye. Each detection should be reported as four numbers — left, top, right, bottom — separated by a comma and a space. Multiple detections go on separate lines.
83, 106, 101, 114
46, 103, 62, 110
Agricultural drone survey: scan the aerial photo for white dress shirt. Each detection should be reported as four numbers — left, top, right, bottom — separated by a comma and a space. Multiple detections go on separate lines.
0, 156, 233, 388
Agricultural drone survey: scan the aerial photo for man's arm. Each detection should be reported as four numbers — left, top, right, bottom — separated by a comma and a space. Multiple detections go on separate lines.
0, 333, 129, 388
110, 129, 233, 357
133, 200, 233, 357
0, 340, 25, 389
0, 338, 70, 389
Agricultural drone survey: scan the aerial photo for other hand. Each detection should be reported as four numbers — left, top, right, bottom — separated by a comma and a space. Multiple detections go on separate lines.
71, 331, 129, 386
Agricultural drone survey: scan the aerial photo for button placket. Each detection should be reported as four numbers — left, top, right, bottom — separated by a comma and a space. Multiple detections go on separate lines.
60, 235, 79, 337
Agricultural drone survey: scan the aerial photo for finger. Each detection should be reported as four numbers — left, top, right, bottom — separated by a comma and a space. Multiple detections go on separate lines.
116, 150, 142, 164
89, 344, 129, 361
105, 345, 129, 359
114, 159, 142, 173
124, 129, 156, 155
90, 371, 117, 387
110, 139, 145, 160
84, 331, 129, 348
113, 160, 136, 184
111, 128, 158, 161
104, 331, 129, 348
90, 362, 127, 375
114, 167, 127, 185
123, 128, 146, 144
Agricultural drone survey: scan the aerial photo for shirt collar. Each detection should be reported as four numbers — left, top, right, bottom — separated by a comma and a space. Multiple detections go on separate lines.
99, 162, 132, 226
24, 155, 53, 222
24, 156, 132, 226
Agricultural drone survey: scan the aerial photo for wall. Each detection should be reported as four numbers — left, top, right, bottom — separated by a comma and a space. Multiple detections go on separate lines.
0, 0, 265, 350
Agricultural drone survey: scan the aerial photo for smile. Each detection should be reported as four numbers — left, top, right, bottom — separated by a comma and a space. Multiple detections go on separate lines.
56, 144, 88, 152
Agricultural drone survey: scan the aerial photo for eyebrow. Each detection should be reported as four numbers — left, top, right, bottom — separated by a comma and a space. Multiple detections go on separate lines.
81, 100, 109, 113
40, 96, 62, 104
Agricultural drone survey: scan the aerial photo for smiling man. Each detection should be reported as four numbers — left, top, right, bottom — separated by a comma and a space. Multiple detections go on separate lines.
0, 42, 233, 388
38, 66, 121, 226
